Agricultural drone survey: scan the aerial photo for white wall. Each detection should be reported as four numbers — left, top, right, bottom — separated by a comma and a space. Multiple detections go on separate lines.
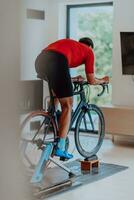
21, 0, 49, 80
112, 0, 134, 106
21, 0, 51, 99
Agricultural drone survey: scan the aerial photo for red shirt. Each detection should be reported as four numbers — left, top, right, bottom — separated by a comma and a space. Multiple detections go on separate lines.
44, 39, 94, 74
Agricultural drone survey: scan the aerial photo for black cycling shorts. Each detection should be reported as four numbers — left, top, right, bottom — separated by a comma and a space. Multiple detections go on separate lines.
35, 50, 73, 98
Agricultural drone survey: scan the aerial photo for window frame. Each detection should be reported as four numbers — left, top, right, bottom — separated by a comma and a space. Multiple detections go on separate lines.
66, 2, 113, 38
66, 2, 113, 106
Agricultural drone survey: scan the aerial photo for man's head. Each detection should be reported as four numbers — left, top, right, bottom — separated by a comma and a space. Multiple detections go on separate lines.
79, 37, 94, 49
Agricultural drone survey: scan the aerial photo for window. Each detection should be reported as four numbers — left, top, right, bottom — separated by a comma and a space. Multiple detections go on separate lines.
67, 2, 113, 106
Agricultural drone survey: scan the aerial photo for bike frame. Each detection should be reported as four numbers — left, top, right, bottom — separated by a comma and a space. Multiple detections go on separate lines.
47, 82, 90, 135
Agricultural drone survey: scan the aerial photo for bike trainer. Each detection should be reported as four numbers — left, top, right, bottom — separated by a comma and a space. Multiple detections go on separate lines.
28, 142, 101, 199
29, 143, 127, 199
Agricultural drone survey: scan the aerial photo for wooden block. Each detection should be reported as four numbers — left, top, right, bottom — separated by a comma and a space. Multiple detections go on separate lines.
92, 160, 99, 168
81, 160, 91, 171
80, 159, 99, 171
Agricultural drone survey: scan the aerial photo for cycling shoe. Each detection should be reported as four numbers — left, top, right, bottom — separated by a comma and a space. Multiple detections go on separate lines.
55, 148, 73, 159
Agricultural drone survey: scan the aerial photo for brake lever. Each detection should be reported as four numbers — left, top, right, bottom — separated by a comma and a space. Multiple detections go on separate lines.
106, 84, 109, 93
97, 83, 109, 97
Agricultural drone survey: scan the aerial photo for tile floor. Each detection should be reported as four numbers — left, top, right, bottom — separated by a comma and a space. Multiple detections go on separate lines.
46, 137, 134, 200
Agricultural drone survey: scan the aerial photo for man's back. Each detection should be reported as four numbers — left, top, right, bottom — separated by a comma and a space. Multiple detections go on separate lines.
44, 39, 94, 73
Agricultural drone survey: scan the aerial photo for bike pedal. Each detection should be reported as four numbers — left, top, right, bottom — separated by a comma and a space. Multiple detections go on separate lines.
60, 157, 68, 161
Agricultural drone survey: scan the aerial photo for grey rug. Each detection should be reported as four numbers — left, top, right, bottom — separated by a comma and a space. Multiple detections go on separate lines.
32, 160, 128, 199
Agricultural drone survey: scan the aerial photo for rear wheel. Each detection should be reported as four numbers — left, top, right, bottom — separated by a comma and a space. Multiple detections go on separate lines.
75, 104, 105, 158
20, 111, 56, 170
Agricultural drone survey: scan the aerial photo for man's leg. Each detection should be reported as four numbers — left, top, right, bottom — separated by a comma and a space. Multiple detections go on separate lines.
58, 96, 73, 138
55, 96, 73, 159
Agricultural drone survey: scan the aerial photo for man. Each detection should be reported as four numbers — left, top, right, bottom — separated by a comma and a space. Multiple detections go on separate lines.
35, 38, 109, 159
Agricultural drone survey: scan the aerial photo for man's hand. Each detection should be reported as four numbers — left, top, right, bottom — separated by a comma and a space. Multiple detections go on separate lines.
86, 73, 109, 85
97, 76, 109, 84
71, 75, 85, 82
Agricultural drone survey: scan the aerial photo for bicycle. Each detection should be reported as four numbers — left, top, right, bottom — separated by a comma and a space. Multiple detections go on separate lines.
20, 78, 108, 173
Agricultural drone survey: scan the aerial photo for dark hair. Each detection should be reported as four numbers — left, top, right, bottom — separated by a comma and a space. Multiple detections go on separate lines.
79, 37, 94, 49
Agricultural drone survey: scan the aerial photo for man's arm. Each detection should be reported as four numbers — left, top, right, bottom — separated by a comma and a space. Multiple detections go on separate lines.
86, 73, 109, 85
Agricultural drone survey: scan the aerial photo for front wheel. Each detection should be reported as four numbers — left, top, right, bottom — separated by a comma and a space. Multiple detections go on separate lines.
75, 104, 105, 158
